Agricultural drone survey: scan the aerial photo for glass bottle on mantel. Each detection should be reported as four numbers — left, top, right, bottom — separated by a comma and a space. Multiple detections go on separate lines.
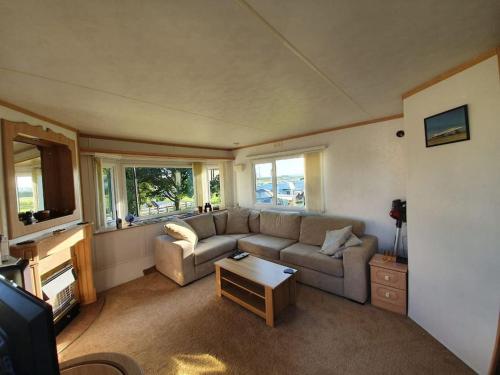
115, 211, 122, 230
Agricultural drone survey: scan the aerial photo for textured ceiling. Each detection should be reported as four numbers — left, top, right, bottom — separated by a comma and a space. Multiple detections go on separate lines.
0, 0, 498, 148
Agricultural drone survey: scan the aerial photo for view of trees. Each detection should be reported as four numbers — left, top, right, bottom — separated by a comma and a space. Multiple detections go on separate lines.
126, 167, 194, 216
209, 172, 221, 204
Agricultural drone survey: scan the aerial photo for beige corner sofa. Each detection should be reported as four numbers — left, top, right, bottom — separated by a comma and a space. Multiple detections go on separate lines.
155, 210, 378, 303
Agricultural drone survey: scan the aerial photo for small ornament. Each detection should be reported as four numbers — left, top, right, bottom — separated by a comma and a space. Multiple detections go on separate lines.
125, 214, 135, 227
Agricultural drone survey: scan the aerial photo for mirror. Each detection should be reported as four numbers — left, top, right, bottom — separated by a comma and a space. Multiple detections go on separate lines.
14, 141, 44, 223
2, 120, 81, 238
12, 137, 76, 226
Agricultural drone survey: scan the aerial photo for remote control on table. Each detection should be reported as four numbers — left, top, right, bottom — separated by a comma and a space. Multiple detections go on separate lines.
230, 251, 249, 260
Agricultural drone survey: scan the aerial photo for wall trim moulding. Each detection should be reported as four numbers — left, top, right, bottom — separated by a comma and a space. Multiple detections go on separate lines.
402, 47, 500, 99
79, 133, 233, 152
0, 99, 78, 133
232, 113, 403, 151
79, 147, 235, 161
246, 145, 327, 160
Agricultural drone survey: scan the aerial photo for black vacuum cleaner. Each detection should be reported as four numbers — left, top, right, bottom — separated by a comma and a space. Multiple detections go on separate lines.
390, 199, 407, 264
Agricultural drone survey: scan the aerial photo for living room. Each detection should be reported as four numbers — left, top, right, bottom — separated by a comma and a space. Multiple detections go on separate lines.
0, 1, 499, 374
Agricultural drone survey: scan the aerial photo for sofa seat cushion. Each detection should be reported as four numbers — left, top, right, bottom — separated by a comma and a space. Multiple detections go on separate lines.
220, 233, 255, 241
299, 215, 365, 246
238, 234, 296, 260
185, 213, 216, 240
280, 243, 344, 277
260, 211, 301, 240
194, 236, 236, 265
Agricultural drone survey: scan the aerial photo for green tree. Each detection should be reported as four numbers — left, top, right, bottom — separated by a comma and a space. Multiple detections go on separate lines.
210, 174, 221, 204
126, 167, 194, 215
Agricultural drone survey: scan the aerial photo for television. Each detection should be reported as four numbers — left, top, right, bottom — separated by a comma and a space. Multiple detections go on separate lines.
0, 275, 60, 374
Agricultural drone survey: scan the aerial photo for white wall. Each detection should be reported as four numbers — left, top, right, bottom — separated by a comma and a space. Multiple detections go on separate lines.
0, 105, 82, 244
92, 222, 165, 292
405, 55, 500, 374
233, 118, 407, 250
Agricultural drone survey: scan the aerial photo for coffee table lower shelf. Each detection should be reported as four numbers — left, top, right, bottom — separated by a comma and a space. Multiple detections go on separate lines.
215, 262, 295, 327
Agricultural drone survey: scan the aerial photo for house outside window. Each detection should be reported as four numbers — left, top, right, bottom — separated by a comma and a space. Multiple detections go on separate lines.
253, 156, 305, 208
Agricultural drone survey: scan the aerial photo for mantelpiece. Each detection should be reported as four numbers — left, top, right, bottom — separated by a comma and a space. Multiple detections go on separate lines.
9, 223, 96, 305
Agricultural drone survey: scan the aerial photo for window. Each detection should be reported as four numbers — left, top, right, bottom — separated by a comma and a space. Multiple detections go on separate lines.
15, 157, 44, 214
96, 159, 223, 229
276, 157, 304, 207
254, 162, 273, 204
102, 167, 116, 223
207, 168, 221, 204
124, 166, 195, 217
254, 156, 305, 208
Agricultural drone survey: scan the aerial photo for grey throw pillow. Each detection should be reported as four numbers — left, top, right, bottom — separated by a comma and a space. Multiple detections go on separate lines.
164, 218, 198, 247
213, 211, 228, 234
249, 210, 260, 233
226, 208, 250, 234
331, 233, 363, 259
319, 226, 352, 255
185, 213, 216, 240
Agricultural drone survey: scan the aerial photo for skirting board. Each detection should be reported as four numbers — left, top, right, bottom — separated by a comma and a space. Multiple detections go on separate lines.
94, 255, 155, 293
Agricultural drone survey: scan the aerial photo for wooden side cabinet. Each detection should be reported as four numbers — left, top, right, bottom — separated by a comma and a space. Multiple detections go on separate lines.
369, 254, 408, 315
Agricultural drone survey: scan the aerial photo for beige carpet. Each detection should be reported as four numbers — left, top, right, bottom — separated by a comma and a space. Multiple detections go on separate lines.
59, 272, 472, 374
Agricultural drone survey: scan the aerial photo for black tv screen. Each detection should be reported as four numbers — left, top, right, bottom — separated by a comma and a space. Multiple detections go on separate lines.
0, 275, 59, 374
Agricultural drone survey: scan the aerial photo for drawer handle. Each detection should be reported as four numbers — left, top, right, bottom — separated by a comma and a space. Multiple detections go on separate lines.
384, 275, 390, 281
385, 292, 391, 298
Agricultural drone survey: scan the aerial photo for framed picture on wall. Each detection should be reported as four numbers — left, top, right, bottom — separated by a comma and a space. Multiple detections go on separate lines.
424, 105, 470, 147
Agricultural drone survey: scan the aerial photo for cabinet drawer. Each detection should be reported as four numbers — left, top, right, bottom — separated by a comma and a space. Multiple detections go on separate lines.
370, 266, 406, 290
371, 283, 407, 315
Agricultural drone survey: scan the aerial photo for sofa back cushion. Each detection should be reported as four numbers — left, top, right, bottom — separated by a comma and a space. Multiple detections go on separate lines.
299, 215, 365, 246
185, 213, 216, 240
226, 208, 250, 234
249, 210, 260, 233
213, 211, 228, 234
260, 211, 301, 240
164, 218, 198, 247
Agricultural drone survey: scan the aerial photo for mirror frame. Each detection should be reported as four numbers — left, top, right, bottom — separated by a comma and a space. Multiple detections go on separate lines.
2, 120, 82, 239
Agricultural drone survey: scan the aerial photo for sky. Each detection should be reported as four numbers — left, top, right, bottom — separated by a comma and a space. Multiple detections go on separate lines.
426, 106, 467, 137
16, 175, 33, 190
255, 157, 304, 178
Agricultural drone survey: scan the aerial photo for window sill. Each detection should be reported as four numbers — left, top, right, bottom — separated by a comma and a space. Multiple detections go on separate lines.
253, 204, 306, 212
94, 213, 188, 235
94, 210, 226, 235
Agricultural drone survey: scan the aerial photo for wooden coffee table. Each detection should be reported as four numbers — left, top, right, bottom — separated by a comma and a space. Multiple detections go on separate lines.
214, 255, 297, 327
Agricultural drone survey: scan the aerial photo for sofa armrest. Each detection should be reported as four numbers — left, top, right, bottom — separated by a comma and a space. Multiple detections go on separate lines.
154, 235, 195, 286
343, 234, 378, 303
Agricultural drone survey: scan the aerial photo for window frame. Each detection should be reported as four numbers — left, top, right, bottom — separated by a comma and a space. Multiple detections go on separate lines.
100, 162, 118, 227
252, 154, 306, 211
